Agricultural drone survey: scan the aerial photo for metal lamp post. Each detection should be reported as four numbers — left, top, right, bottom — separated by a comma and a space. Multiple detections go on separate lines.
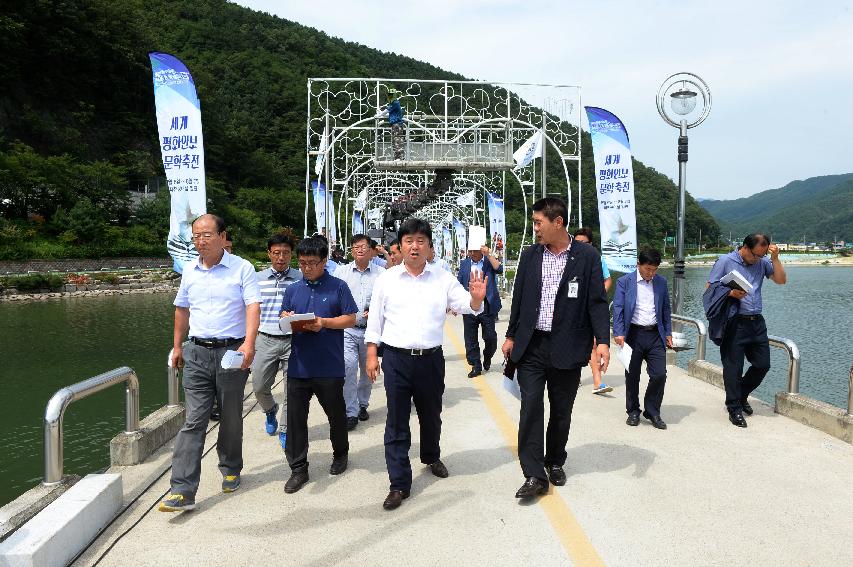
656, 72, 711, 315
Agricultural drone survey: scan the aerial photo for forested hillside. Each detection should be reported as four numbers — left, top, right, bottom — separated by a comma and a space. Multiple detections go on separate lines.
0, 0, 718, 260
699, 174, 853, 242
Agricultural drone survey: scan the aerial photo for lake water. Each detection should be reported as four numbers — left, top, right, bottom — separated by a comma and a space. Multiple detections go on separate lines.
1, 265, 851, 507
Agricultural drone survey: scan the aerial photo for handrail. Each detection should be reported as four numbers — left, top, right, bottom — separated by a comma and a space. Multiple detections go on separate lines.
43, 367, 139, 485
670, 314, 707, 362
767, 335, 801, 394
167, 349, 181, 407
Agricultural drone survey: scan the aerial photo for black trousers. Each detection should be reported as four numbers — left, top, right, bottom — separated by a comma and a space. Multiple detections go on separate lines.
625, 326, 668, 417
462, 312, 497, 370
285, 377, 349, 473
720, 316, 771, 413
382, 347, 445, 492
517, 331, 580, 482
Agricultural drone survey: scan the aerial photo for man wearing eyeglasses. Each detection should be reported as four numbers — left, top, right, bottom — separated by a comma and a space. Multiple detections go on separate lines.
280, 237, 358, 494
708, 233, 786, 427
160, 214, 261, 512
334, 234, 385, 430
252, 234, 300, 450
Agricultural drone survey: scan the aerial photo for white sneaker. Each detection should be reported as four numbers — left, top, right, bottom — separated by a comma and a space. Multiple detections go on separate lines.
592, 384, 613, 395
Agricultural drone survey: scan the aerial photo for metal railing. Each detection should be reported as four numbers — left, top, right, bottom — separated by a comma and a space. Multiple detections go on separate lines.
768, 335, 801, 394
670, 314, 707, 362
43, 367, 140, 485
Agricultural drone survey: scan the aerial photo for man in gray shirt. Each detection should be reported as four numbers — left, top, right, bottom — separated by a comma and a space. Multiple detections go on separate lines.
334, 234, 384, 430
253, 233, 301, 449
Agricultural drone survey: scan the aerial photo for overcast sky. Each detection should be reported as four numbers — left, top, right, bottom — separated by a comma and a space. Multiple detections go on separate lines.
236, 0, 853, 201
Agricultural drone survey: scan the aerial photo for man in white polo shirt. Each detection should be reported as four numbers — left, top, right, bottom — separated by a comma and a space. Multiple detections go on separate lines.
159, 214, 261, 512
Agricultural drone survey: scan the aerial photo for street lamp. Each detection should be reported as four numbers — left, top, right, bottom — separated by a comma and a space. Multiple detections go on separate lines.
657, 72, 711, 316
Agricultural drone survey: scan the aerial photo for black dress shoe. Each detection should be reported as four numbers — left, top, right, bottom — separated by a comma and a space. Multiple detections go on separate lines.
515, 477, 548, 498
729, 412, 748, 428
483, 355, 492, 371
467, 368, 482, 379
383, 489, 410, 510
546, 465, 566, 486
643, 412, 668, 430
284, 470, 309, 493
346, 416, 359, 431
358, 405, 369, 421
626, 414, 640, 426
741, 400, 754, 416
329, 455, 348, 475
429, 460, 449, 478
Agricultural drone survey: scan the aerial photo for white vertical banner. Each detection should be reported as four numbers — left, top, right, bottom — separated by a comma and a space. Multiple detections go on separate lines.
352, 210, 364, 235
149, 52, 206, 273
442, 226, 453, 263
314, 125, 328, 177
585, 106, 638, 273
434, 226, 443, 259
452, 218, 467, 261
487, 191, 507, 260
311, 181, 337, 243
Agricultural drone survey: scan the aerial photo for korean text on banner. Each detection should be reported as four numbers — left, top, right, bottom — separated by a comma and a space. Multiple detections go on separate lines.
149, 52, 207, 273
585, 106, 638, 273
487, 191, 507, 260
311, 181, 338, 244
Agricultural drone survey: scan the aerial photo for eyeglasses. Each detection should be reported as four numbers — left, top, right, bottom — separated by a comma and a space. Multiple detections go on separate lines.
298, 259, 323, 269
352, 245, 369, 252
191, 232, 219, 241
269, 250, 291, 257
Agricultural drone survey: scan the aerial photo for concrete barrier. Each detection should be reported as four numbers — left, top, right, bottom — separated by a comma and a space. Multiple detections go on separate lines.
110, 404, 185, 466
776, 392, 853, 444
0, 477, 79, 543
0, 474, 122, 567
686, 359, 852, 445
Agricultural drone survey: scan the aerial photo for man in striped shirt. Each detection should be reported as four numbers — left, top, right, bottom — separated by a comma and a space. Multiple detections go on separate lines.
252, 233, 301, 449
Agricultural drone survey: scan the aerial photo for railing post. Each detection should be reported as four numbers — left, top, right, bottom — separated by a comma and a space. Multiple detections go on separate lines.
768, 335, 801, 395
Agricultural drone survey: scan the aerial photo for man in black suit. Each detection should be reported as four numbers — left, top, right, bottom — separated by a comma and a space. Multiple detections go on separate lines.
501, 197, 611, 499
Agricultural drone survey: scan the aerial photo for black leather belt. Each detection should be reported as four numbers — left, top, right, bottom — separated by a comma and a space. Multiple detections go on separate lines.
258, 331, 288, 339
631, 324, 657, 331
353, 325, 367, 329
738, 314, 763, 320
191, 337, 244, 349
383, 344, 442, 356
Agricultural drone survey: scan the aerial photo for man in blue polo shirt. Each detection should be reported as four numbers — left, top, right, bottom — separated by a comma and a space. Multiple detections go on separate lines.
281, 236, 358, 493
708, 233, 787, 427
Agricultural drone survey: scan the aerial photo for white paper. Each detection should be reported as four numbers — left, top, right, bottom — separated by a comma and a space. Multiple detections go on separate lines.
467, 225, 487, 250
616, 343, 633, 369
502, 373, 521, 400
220, 350, 244, 370
278, 312, 316, 334
720, 270, 754, 293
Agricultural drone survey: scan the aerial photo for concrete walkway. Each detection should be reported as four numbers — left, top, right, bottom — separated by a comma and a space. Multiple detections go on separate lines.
76, 314, 853, 566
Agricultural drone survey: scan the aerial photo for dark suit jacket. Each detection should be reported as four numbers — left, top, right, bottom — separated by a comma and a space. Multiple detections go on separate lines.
506, 240, 610, 369
612, 271, 673, 348
457, 257, 503, 316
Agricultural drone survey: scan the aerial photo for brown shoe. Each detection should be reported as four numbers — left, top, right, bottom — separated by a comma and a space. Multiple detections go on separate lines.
383, 489, 410, 510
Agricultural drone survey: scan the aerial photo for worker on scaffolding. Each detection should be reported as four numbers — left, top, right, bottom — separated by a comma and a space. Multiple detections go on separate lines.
377, 88, 406, 160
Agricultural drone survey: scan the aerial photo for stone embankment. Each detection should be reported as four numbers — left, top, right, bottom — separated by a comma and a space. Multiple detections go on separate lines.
0, 270, 179, 303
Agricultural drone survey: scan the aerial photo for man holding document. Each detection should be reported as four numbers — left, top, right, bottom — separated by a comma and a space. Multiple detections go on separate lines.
280, 236, 358, 493
708, 233, 787, 427
612, 248, 672, 430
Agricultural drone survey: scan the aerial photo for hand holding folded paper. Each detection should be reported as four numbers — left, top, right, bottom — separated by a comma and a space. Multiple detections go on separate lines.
279, 313, 317, 334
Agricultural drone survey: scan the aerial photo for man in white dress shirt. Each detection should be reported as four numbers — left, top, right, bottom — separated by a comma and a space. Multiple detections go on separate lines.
365, 218, 487, 510
612, 248, 673, 429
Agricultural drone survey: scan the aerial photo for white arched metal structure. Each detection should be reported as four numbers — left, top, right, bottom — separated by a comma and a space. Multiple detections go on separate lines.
305, 78, 583, 263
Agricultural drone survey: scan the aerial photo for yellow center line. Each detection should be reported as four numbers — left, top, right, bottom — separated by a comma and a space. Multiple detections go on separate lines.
445, 321, 606, 567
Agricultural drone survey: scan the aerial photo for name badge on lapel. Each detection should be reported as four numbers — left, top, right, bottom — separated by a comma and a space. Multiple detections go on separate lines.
567, 277, 579, 298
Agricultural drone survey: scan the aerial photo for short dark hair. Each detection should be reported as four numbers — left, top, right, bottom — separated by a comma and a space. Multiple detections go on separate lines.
267, 233, 294, 251
192, 213, 226, 234
312, 232, 329, 245
573, 227, 594, 241
296, 236, 327, 259
388, 238, 400, 249
368, 238, 378, 249
225, 232, 233, 243
743, 233, 770, 249
532, 197, 568, 227
397, 218, 432, 245
638, 248, 662, 266
351, 234, 370, 247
